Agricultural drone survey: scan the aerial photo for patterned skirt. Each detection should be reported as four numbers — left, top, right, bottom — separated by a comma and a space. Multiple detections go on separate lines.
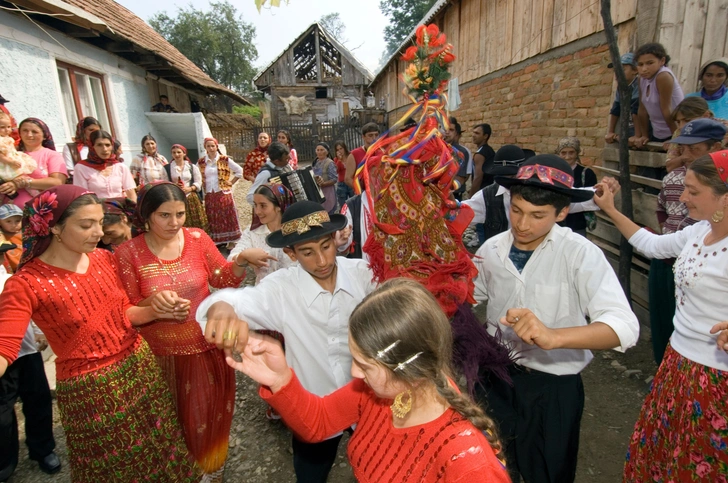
185, 193, 208, 231
205, 190, 240, 244
623, 344, 728, 482
55, 340, 200, 483
155, 349, 236, 476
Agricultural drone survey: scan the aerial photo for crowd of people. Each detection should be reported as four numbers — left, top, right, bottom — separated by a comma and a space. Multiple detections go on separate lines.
0, 37, 726, 483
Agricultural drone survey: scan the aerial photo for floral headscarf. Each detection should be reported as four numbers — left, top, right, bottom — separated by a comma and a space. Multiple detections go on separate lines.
132, 181, 181, 233
250, 182, 294, 230
18, 118, 56, 151
19, 185, 93, 269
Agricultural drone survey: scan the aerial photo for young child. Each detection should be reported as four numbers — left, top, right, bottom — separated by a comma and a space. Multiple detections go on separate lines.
605, 52, 640, 142
473, 154, 640, 483
197, 200, 375, 483
0, 203, 22, 273
632, 43, 685, 147
0, 113, 36, 184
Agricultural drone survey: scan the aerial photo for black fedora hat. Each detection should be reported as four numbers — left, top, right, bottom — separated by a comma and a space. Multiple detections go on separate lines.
485, 145, 527, 176
0, 93, 8, 105
266, 200, 347, 248
495, 154, 594, 203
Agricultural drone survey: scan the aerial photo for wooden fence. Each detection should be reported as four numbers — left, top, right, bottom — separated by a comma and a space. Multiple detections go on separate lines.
211, 116, 382, 165
589, 146, 666, 330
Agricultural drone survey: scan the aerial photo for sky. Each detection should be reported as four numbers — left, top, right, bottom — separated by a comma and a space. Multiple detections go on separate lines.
116, 0, 389, 75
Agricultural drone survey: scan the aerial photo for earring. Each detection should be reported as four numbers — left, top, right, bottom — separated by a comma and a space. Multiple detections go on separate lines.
144, 221, 150, 231
390, 389, 413, 419
712, 210, 725, 223
54, 233, 62, 243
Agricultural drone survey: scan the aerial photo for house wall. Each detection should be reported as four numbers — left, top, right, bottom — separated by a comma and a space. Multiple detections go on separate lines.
270, 85, 363, 124
0, 12, 192, 159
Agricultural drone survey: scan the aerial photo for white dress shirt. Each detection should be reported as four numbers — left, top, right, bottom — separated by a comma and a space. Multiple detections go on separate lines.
473, 224, 639, 375
227, 224, 297, 284
203, 154, 243, 193
167, 161, 202, 192
197, 257, 376, 396
464, 185, 600, 226
62, 144, 88, 176
629, 222, 728, 371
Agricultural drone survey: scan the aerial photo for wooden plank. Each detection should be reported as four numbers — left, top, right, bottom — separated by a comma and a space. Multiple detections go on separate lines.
565, 0, 581, 44
484, 0, 497, 74
700, 0, 728, 81
657, 0, 686, 76
541, 0, 556, 53
635, 0, 662, 45
599, 244, 650, 305
551, 0, 568, 52
602, 146, 668, 168
578, 0, 599, 39
589, 224, 652, 271
443, 3, 461, 80
592, 165, 664, 190
675, 0, 708, 92
511, 0, 528, 64
528, 0, 544, 58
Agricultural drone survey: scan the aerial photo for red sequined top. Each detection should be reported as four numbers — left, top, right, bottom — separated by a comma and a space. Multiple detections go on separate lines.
0, 250, 140, 379
114, 228, 244, 357
261, 372, 511, 483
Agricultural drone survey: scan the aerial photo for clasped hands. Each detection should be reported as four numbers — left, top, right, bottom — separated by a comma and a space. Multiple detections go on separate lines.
150, 290, 191, 321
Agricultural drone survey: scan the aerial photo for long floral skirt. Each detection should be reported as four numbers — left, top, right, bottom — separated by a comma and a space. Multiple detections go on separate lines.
205, 190, 240, 244
185, 193, 208, 231
156, 348, 236, 477
623, 344, 728, 482
55, 340, 200, 483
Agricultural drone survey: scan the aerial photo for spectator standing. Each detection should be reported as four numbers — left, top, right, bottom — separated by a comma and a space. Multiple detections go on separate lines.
73, 130, 137, 202
243, 132, 271, 182
130, 134, 169, 187
0, 118, 67, 209
632, 43, 685, 147
199, 137, 243, 245
605, 53, 640, 142
62, 117, 101, 177
468, 123, 496, 197
445, 117, 472, 200
333, 140, 354, 209
164, 144, 207, 230
556, 137, 597, 236
312, 142, 338, 214
685, 58, 728, 120
344, 123, 380, 188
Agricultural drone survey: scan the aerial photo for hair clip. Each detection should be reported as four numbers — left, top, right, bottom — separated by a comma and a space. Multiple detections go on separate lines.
394, 352, 423, 372
376, 340, 400, 360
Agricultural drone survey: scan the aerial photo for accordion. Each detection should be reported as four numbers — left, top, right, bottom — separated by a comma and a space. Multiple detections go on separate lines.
269, 167, 326, 204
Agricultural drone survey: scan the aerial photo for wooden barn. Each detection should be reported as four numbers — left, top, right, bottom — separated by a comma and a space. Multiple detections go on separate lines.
253, 23, 374, 125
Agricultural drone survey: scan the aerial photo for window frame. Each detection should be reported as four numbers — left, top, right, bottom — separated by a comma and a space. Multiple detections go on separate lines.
56, 61, 115, 136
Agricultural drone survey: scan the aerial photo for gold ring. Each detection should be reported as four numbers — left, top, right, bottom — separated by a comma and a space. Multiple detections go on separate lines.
222, 330, 236, 341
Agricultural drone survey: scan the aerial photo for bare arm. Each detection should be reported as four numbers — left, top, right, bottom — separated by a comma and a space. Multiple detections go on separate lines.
0, 356, 7, 378
344, 153, 356, 188
125, 188, 137, 203
468, 153, 485, 198
656, 72, 678, 133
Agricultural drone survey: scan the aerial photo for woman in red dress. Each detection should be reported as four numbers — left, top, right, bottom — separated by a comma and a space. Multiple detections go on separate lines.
243, 132, 270, 182
0, 185, 199, 482
198, 138, 243, 245
114, 181, 246, 482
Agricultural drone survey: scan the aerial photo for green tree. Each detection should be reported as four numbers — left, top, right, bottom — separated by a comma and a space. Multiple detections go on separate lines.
149, 1, 258, 95
379, 0, 437, 58
319, 12, 346, 40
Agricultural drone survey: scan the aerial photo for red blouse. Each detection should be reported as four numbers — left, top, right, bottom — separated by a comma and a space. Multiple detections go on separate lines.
0, 250, 140, 380
243, 147, 268, 181
261, 372, 511, 483
114, 228, 244, 357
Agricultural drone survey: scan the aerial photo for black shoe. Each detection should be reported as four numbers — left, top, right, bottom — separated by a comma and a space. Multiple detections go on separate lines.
32, 452, 61, 475
0, 463, 16, 482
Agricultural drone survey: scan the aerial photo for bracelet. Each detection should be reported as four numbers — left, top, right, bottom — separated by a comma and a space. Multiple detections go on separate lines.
234, 254, 247, 268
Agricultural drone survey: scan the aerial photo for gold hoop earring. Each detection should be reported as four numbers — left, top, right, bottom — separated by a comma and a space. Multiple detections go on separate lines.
390, 389, 413, 419
712, 210, 725, 223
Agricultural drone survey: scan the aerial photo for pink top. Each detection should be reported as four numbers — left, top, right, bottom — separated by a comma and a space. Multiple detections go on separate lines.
73, 163, 136, 198
640, 66, 685, 139
11, 147, 67, 208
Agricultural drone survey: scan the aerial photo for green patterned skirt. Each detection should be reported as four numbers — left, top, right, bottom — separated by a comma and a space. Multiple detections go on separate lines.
56, 340, 201, 482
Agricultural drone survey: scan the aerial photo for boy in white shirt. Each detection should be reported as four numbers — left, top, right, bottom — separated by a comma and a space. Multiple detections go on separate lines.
473, 154, 640, 483
197, 200, 374, 483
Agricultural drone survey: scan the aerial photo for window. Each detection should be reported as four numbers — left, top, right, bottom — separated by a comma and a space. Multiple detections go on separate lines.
56, 62, 113, 137
315, 87, 328, 99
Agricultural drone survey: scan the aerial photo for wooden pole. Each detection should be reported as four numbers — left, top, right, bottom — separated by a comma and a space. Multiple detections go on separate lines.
600, 0, 633, 300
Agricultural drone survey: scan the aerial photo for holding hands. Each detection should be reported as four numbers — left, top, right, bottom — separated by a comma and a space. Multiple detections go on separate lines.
150, 290, 191, 321
203, 301, 250, 358
225, 332, 292, 393
500, 308, 560, 350
237, 248, 278, 269
592, 182, 617, 213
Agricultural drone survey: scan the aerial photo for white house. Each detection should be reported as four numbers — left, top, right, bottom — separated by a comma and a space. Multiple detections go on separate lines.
0, 0, 246, 160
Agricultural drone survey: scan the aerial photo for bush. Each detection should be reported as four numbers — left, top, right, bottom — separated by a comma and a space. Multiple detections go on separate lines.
233, 105, 262, 118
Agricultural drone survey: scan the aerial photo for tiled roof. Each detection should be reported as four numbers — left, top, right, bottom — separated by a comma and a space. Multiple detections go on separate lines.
59, 0, 248, 103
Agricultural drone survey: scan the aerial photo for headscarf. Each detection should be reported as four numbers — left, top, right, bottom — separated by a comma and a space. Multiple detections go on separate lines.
103, 197, 136, 223
77, 135, 120, 171
19, 185, 93, 269
203, 137, 218, 150
698, 58, 728, 101
18, 118, 55, 151
74, 117, 100, 148
556, 137, 581, 163
171, 144, 191, 162
132, 180, 177, 233
710, 150, 728, 186
250, 182, 295, 230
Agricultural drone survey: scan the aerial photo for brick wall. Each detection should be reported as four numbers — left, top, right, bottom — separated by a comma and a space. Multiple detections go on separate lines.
389, 43, 616, 166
